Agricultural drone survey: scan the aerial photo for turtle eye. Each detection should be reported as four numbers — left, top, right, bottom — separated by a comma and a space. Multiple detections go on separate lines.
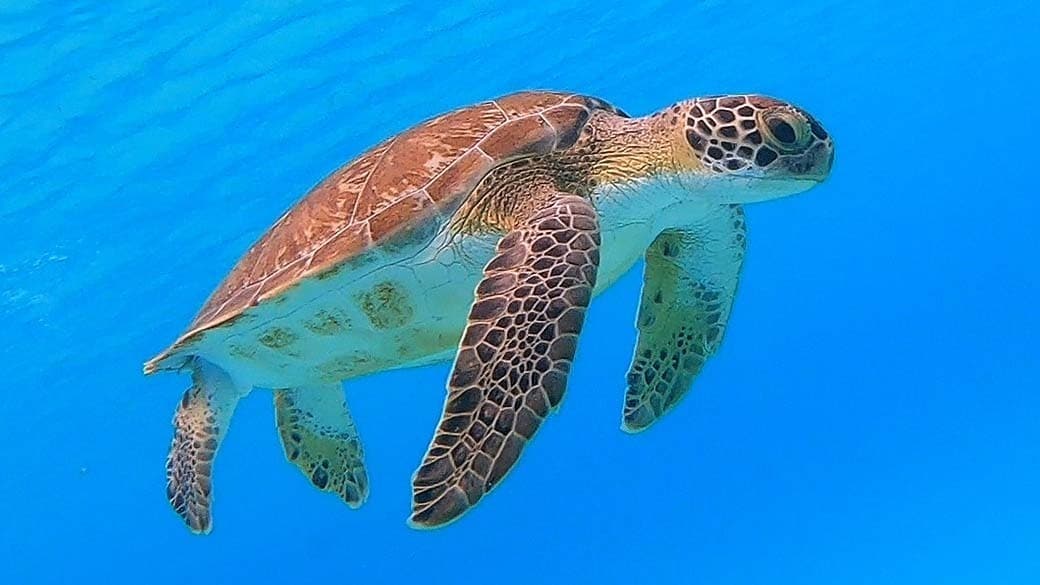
761, 112, 808, 152
767, 118, 796, 144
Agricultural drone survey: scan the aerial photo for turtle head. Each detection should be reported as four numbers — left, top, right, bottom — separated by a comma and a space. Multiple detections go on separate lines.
671, 95, 834, 203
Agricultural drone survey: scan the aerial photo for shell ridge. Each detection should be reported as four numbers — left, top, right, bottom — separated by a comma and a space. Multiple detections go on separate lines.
349, 136, 397, 225
302, 137, 398, 266
489, 99, 509, 119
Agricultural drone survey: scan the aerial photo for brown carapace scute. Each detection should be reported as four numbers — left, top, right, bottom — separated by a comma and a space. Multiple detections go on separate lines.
679, 95, 831, 176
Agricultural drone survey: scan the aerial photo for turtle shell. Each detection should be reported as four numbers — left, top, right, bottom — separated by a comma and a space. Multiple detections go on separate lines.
147, 91, 622, 370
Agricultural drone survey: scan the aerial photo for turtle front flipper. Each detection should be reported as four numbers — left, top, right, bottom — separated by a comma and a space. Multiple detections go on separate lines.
167, 359, 245, 534
274, 385, 368, 508
410, 194, 600, 528
622, 204, 747, 432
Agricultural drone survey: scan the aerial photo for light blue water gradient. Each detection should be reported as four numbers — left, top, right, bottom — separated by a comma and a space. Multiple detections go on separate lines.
1, 1, 1038, 583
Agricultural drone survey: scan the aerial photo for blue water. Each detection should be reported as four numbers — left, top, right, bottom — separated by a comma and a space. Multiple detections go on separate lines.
2, 1, 1038, 583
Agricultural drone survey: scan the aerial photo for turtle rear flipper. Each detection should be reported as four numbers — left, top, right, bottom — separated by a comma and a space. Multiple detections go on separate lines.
274, 385, 368, 508
166, 359, 246, 534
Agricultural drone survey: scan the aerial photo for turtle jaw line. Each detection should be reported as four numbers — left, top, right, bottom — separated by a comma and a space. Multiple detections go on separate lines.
676, 172, 823, 205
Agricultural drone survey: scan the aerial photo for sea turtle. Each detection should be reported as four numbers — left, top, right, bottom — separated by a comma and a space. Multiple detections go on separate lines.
145, 90, 833, 533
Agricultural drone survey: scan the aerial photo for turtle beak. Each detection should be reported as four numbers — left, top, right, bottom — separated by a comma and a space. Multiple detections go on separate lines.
789, 140, 834, 183
819, 142, 836, 180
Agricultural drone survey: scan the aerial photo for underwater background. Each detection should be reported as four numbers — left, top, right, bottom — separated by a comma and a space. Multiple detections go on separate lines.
2, 1, 1038, 583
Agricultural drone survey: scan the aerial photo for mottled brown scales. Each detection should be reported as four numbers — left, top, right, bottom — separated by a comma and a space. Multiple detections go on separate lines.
448, 115, 679, 236
166, 365, 239, 535
623, 206, 746, 431
274, 389, 367, 507
411, 194, 599, 527
148, 89, 835, 534
167, 388, 215, 533
683, 95, 832, 176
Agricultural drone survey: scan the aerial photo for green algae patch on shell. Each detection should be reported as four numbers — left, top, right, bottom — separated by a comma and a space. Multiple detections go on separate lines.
354, 280, 414, 330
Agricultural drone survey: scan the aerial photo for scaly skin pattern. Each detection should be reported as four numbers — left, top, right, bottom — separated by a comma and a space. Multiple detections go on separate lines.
448, 94, 832, 236
622, 205, 747, 431
409, 95, 832, 526
410, 194, 599, 527
167, 386, 219, 534
274, 387, 368, 507
147, 90, 834, 534
166, 364, 240, 534
448, 109, 677, 235
683, 95, 831, 175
